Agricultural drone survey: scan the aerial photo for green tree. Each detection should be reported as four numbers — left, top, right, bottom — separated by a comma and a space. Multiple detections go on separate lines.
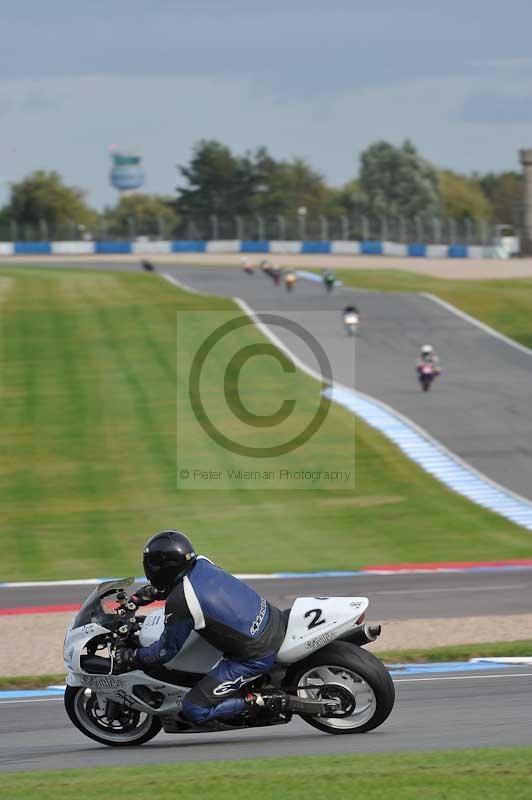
6, 170, 97, 236
176, 141, 344, 229
0, 206, 10, 237
252, 156, 344, 218
103, 194, 178, 237
337, 178, 366, 216
439, 170, 491, 221
177, 140, 257, 217
358, 140, 440, 219
479, 171, 522, 224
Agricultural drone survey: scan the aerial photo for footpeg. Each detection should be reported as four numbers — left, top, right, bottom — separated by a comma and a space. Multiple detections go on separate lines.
246, 691, 288, 715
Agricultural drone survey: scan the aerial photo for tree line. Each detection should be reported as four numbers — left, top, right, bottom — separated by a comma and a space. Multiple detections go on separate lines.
0, 140, 522, 239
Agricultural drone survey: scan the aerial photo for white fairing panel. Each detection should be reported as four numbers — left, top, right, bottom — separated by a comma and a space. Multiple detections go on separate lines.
277, 597, 369, 663
63, 621, 111, 672
139, 608, 222, 673
344, 314, 359, 325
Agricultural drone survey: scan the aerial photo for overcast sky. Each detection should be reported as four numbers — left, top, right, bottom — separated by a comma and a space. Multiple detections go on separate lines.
1, 0, 531, 208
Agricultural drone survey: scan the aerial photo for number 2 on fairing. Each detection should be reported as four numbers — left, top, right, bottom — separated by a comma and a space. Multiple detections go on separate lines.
304, 608, 326, 629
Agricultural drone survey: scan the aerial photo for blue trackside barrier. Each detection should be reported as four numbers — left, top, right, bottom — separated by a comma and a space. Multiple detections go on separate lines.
240, 240, 270, 253
0, 240, 501, 259
361, 241, 383, 255
448, 244, 468, 258
170, 240, 206, 253
95, 241, 131, 254
301, 241, 331, 254
14, 242, 52, 254
408, 243, 426, 257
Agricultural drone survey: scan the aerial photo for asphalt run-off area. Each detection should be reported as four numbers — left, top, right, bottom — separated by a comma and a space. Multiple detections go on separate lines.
163, 264, 532, 502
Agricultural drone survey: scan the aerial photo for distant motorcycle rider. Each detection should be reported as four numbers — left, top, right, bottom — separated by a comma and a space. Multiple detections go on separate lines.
416, 344, 440, 372
343, 305, 359, 335
323, 270, 336, 292
343, 304, 359, 319
114, 531, 286, 725
284, 270, 296, 290
271, 266, 282, 285
259, 259, 273, 275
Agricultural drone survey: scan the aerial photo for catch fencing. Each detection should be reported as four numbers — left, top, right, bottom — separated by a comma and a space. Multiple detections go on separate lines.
0, 215, 515, 247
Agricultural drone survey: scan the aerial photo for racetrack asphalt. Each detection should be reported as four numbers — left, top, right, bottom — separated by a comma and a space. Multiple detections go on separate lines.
2, 667, 532, 772
163, 265, 532, 502
3, 569, 532, 620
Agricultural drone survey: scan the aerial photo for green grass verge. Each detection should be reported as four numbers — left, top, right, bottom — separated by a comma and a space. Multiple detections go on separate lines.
0, 674, 66, 690
379, 638, 532, 664
4, 748, 532, 799
4, 639, 532, 688
0, 266, 531, 581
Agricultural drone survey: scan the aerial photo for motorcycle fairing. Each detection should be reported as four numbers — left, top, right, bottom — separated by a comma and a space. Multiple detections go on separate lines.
66, 669, 190, 715
276, 597, 369, 663
139, 608, 223, 673
64, 621, 112, 672
140, 596, 369, 668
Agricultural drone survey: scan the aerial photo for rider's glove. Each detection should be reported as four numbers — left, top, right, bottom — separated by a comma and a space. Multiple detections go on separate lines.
131, 584, 159, 607
113, 647, 138, 672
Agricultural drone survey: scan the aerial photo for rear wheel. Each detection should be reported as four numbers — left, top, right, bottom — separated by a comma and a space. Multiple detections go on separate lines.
64, 686, 162, 747
287, 642, 395, 734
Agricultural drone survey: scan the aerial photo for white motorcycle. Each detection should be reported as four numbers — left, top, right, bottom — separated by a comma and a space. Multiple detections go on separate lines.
343, 312, 359, 336
63, 579, 395, 746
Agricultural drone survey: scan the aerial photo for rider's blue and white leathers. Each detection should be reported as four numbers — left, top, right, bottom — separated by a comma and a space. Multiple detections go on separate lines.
135, 557, 286, 723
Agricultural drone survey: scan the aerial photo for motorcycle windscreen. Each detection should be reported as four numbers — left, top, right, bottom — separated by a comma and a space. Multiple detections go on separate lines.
72, 578, 134, 628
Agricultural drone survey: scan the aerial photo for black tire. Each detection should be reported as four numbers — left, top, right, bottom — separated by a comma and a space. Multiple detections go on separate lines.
285, 642, 395, 734
64, 686, 162, 747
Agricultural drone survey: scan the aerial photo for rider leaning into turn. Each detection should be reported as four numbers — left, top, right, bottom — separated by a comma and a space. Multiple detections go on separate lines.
114, 531, 286, 725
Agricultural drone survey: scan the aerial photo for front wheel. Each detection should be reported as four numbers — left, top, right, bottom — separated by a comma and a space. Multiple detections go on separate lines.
287, 642, 395, 734
64, 686, 162, 747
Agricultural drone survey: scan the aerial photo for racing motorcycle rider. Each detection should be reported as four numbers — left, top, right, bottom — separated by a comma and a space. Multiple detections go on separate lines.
343, 304, 359, 320
417, 344, 441, 372
114, 530, 286, 725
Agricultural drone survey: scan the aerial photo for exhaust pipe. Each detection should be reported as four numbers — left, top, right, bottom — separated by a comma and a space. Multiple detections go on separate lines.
342, 623, 381, 647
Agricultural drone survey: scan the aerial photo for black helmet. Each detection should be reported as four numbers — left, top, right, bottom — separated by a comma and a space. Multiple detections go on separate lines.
142, 530, 197, 591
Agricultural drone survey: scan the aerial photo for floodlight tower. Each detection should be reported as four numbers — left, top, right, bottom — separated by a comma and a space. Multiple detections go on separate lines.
519, 149, 532, 255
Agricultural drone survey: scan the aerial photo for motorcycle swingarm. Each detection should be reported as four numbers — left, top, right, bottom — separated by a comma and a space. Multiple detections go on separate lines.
285, 694, 341, 716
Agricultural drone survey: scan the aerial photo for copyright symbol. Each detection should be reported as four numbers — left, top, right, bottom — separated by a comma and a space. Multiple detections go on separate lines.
188, 314, 332, 458
180, 469, 190, 480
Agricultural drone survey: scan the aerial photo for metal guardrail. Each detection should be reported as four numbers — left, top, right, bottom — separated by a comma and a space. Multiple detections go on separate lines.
0, 215, 514, 246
